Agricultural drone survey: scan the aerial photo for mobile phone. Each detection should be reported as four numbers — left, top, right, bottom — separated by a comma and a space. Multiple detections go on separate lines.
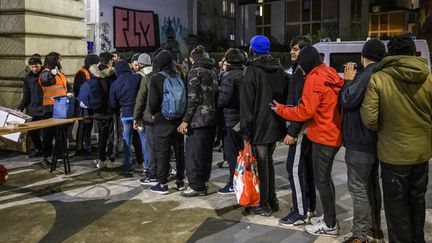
268, 102, 276, 108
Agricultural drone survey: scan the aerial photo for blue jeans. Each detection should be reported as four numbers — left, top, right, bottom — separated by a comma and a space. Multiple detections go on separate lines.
121, 118, 148, 171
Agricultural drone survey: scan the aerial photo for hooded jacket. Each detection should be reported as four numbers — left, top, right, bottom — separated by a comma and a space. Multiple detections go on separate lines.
340, 62, 378, 153
109, 60, 141, 117
285, 63, 305, 137
17, 69, 44, 117
218, 64, 244, 127
134, 69, 156, 125
361, 56, 432, 165
93, 64, 116, 120
240, 55, 289, 144
148, 50, 183, 125
274, 63, 344, 147
183, 57, 219, 129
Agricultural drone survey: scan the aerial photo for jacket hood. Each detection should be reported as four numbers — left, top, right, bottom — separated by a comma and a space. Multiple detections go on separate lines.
153, 50, 174, 72
98, 66, 115, 78
248, 55, 282, 72
376, 56, 430, 84
114, 60, 131, 77
194, 57, 216, 70
298, 45, 322, 75
309, 64, 344, 93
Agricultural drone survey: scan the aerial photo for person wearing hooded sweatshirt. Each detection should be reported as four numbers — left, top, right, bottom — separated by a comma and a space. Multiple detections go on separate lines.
17, 54, 44, 158
361, 35, 432, 243
109, 60, 143, 178
92, 52, 123, 169
148, 50, 185, 194
216, 48, 245, 195
38, 52, 68, 167
240, 35, 289, 216
272, 45, 344, 237
279, 35, 317, 227
73, 53, 100, 155
177, 45, 219, 197
339, 39, 385, 243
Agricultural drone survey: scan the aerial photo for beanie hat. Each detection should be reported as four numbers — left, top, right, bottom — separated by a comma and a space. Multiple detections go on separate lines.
84, 54, 100, 67
250, 35, 270, 54
28, 53, 42, 65
131, 53, 140, 62
361, 38, 386, 62
138, 53, 151, 66
387, 35, 416, 56
153, 50, 173, 71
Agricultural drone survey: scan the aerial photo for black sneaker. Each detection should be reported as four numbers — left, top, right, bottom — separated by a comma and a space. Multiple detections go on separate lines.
217, 184, 235, 194
250, 205, 272, 217
181, 187, 207, 197
27, 149, 42, 158
175, 180, 186, 191
140, 176, 158, 186
269, 198, 279, 212
150, 183, 169, 195
279, 209, 307, 226
367, 227, 384, 240
123, 171, 134, 178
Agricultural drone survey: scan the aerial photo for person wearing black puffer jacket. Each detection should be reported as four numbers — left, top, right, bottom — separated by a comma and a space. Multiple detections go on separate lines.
148, 50, 186, 194
110, 60, 143, 178
17, 54, 44, 158
178, 45, 219, 197
216, 48, 245, 195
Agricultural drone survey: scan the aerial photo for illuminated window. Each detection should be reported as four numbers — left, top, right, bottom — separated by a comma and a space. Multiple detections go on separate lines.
223, 0, 227, 16
230, 2, 235, 18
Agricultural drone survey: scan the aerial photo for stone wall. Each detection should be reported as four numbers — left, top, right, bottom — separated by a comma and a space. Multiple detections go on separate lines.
0, 0, 87, 151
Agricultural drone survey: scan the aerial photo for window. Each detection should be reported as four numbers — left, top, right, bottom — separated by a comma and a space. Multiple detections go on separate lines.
303, 0, 311, 10
312, 0, 321, 21
223, 0, 227, 16
330, 53, 362, 73
230, 2, 235, 18
286, 1, 301, 22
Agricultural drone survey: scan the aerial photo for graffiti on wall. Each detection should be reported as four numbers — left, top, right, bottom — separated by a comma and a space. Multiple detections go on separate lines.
100, 23, 112, 52
160, 17, 188, 43
113, 7, 160, 50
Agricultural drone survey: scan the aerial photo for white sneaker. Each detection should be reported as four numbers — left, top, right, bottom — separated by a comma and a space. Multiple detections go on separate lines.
306, 211, 317, 224
107, 161, 124, 169
309, 215, 324, 225
94, 160, 107, 169
305, 216, 339, 237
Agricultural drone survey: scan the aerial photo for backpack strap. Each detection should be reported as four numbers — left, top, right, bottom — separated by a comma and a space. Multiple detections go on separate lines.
159, 71, 181, 79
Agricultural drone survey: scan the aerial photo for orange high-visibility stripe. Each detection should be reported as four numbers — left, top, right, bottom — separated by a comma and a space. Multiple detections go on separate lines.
74, 67, 91, 80
40, 73, 68, 106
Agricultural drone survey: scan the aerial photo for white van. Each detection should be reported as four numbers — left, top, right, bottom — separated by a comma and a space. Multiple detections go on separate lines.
314, 39, 431, 76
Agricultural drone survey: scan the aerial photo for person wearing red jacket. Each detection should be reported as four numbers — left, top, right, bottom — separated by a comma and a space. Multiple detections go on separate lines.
272, 45, 344, 237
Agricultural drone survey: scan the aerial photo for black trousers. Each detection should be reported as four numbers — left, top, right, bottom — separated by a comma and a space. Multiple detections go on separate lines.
185, 126, 216, 191
145, 125, 157, 178
29, 116, 43, 151
286, 133, 316, 215
381, 161, 429, 243
312, 142, 340, 228
76, 118, 93, 151
223, 126, 243, 186
154, 122, 185, 185
132, 129, 144, 165
96, 118, 114, 161
254, 143, 277, 206
41, 113, 56, 158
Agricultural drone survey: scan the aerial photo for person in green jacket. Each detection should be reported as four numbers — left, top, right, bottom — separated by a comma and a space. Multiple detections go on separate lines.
361, 35, 432, 243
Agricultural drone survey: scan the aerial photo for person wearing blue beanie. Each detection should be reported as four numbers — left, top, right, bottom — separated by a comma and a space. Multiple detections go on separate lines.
240, 35, 288, 216
250, 35, 270, 55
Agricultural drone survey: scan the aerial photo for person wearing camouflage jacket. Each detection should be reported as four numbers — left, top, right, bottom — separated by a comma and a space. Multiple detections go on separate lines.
177, 45, 219, 197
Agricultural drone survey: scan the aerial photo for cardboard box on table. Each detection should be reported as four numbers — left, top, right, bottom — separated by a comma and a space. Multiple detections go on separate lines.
0, 106, 32, 152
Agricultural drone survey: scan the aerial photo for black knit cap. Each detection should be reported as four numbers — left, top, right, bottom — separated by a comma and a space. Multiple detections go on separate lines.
28, 53, 42, 65
387, 35, 416, 56
84, 54, 100, 67
362, 38, 386, 62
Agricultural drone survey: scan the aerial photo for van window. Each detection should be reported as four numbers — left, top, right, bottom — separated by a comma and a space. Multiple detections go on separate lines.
330, 53, 362, 73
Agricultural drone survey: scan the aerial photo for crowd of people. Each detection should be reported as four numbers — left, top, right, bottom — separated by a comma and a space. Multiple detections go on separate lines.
17, 34, 431, 243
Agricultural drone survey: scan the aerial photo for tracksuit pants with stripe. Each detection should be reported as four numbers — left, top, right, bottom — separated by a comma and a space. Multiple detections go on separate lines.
286, 132, 316, 216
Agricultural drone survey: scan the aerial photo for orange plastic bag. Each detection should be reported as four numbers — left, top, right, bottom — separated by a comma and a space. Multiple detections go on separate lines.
233, 141, 260, 206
